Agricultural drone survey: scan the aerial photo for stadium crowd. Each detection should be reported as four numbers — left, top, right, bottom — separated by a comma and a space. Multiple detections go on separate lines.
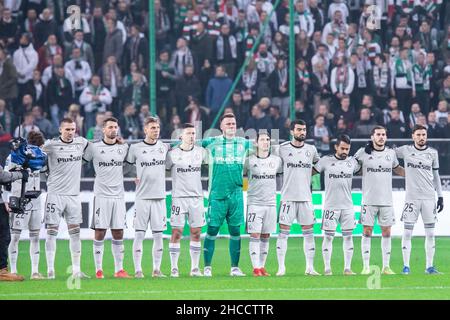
0, 0, 449, 151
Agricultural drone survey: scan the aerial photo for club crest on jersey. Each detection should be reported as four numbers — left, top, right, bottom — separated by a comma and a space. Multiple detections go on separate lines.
385, 155, 391, 161
195, 153, 201, 161
159, 147, 164, 153
305, 151, 311, 157
117, 148, 123, 154
269, 162, 275, 168
346, 161, 352, 167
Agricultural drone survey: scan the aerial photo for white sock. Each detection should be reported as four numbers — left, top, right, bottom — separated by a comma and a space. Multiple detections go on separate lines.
425, 225, 435, 269
260, 237, 270, 268
169, 242, 181, 270
152, 232, 163, 271
8, 230, 21, 274
249, 236, 261, 269
45, 229, 58, 274
322, 232, 334, 271
68, 227, 81, 274
361, 234, 371, 269
112, 239, 124, 273
276, 230, 289, 272
93, 239, 104, 272
342, 232, 354, 271
189, 241, 201, 271
303, 229, 315, 271
381, 236, 392, 268
133, 231, 145, 273
402, 225, 413, 268
29, 231, 40, 275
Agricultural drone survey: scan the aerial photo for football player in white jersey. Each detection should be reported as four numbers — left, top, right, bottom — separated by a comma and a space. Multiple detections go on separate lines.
166, 123, 208, 277
355, 126, 405, 275
43, 118, 89, 279
396, 124, 444, 275
126, 117, 170, 278
275, 120, 320, 276
245, 131, 282, 276
83, 117, 130, 279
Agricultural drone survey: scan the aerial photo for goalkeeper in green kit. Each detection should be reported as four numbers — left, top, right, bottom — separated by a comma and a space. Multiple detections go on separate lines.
202, 113, 253, 277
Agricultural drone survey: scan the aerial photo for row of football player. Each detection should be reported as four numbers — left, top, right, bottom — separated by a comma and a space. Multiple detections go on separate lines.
4, 116, 444, 280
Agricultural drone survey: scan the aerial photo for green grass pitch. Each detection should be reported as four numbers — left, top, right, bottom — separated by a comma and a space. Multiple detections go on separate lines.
1, 237, 450, 300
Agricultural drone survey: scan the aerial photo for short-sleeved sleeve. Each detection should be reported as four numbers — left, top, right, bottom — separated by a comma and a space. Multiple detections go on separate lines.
201, 147, 209, 165
353, 157, 361, 174
125, 144, 136, 164
313, 156, 325, 173
312, 146, 320, 164
243, 156, 249, 176
201, 137, 214, 148
165, 150, 173, 170
42, 139, 52, 155
83, 142, 94, 162
354, 147, 364, 161
276, 157, 283, 174
395, 145, 405, 159
391, 149, 400, 168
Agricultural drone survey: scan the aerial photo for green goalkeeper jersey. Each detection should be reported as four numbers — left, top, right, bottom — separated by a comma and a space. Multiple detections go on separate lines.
202, 136, 253, 200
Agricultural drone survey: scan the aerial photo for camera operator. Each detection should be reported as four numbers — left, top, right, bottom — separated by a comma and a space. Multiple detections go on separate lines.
4, 131, 45, 280
0, 125, 27, 281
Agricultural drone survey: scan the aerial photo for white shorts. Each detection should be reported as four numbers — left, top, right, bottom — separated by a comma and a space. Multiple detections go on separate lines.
359, 205, 395, 227
134, 199, 167, 232
278, 201, 315, 226
401, 199, 437, 225
44, 194, 82, 226
170, 197, 205, 229
10, 198, 42, 231
321, 208, 355, 231
246, 205, 277, 234
91, 196, 127, 230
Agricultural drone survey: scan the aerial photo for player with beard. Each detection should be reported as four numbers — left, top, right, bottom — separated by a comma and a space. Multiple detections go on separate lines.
396, 124, 444, 275
275, 120, 320, 276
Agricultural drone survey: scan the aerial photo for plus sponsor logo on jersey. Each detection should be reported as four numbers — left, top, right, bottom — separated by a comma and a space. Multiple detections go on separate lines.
367, 165, 392, 173
176, 165, 201, 173
406, 162, 432, 170
98, 159, 124, 167
286, 161, 312, 169
56, 154, 83, 164
251, 173, 276, 179
140, 158, 166, 167
328, 171, 352, 179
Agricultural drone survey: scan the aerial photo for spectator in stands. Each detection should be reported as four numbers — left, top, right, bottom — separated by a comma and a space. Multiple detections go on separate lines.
191, 21, 214, 75
65, 30, 95, 72
184, 98, 210, 131
335, 118, 350, 137
138, 104, 151, 129
293, 100, 314, 127
21, 9, 38, 42
255, 43, 276, 80
391, 47, 414, 118
310, 114, 331, 156
154, 0, 171, 53
435, 100, 449, 127
269, 105, 289, 141
32, 105, 54, 138
427, 111, 445, 138
0, 46, 18, 106
371, 53, 391, 110
334, 95, 356, 130
215, 24, 238, 79
408, 103, 422, 128
13, 33, 38, 97
171, 37, 194, 79
64, 104, 84, 137
86, 112, 106, 141
386, 109, 409, 138
119, 103, 141, 140
330, 56, 355, 111
156, 49, 176, 121
352, 107, 377, 138
0, 99, 15, 134
228, 90, 248, 129
123, 72, 149, 113
269, 58, 290, 118
0, 8, 18, 53
14, 112, 40, 138
439, 74, 450, 103
412, 51, 432, 116
79, 75, 112, 131
47, 65, 73, 128
99, 55, 123, 117
103, 18, 124, 64
361, 94, 384, 125
15, 94, 34, 118
37, 34, 62, 73
63, 11, 91, 44
34, 8, 60, 50
175, 64, 201, 119
245, 104, 273, 132
90, 6, 107, 71
24, 69, 45, 107
383, 97, 405, 125
64, 47, 92, 99
295, 58, 312, 104
240, 58, 259, 107
124, 24, 148, 75
206, 65, 232, 123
